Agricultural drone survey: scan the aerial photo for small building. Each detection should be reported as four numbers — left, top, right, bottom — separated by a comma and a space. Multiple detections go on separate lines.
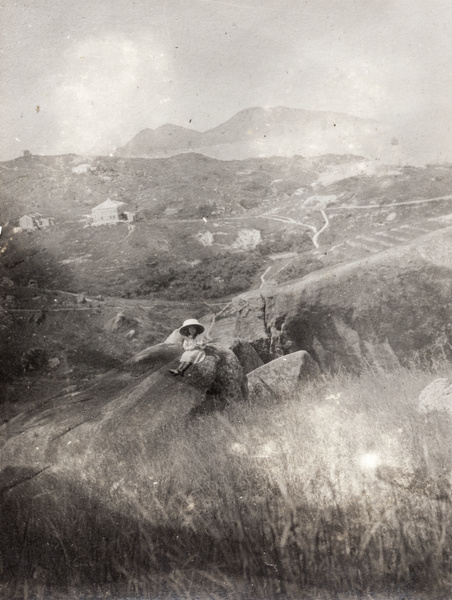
123, 211, 135, 223
20, 214, 38, 230
38, 217, 56, 228
19, 213, 55, 230
91, 199, 127, 225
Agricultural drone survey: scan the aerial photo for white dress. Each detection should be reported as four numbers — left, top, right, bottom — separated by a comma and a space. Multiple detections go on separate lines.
180, 337, 206, 364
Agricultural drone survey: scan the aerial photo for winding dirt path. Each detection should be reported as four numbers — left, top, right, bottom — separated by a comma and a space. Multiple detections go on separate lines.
260, 210, 330, 248
312, 210, 329, 248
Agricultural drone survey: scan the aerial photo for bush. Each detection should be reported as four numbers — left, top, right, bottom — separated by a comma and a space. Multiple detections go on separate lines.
258, 230, 312, 255
274, 255, 323, 283
140, 251, 263, 299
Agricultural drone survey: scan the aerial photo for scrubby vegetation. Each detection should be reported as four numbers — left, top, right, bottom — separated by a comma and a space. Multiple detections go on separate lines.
137, 230, 322, 299
2, 362, 452, 599
139, 250, 263, 299
273, 255, 324, 283
257, 230, 313, 255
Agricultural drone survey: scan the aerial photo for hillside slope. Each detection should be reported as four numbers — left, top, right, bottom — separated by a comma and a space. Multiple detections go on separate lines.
1, 152, 452, 409
1, 294, 451, 596
2, 153, 452, 301
115, 106, 397, 161
214, 226, 452, 371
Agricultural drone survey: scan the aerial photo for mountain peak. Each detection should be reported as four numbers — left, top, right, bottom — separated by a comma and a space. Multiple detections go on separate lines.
115, 106, 395, 162
153, 123, 199, 134
117, 123, 202, 157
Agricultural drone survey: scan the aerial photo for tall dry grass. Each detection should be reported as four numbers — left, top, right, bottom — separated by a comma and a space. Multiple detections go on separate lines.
1, 362, 452, 599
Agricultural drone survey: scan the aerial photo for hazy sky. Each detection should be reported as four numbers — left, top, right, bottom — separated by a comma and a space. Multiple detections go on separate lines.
1, 0, 452, 164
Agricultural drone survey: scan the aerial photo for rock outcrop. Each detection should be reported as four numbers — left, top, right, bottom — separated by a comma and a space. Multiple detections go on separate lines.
247, 350, 321, 401
211, 227, 452, 372
0, 340, 249, 583
104, 311, 138, 333
0, 343, 247, 494
230, 339, 264, 374
415, 377, 452, 479
418, 378, 452, 415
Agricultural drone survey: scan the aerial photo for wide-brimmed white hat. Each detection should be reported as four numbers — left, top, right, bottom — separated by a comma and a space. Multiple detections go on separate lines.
179, 318, 205, 337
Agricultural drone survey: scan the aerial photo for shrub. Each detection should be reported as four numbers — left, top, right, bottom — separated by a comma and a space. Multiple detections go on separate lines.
258, 230, 312, 255
140, 251, 263, 299
274, 255, 324, 283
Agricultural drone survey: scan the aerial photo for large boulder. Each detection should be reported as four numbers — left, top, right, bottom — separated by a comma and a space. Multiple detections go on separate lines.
122, 341, 182, 374
415, 378, 452, 479
0, 342, 248, 585
247, 350, 320, 401
0, 343, 247, 495
230, 339, 264, 374
211, 227, 452, 372
104, 311, 138, 333
418, 378, 452, 415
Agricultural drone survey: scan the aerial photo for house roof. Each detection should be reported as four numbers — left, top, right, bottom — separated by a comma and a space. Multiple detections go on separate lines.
92, 199, 126, 211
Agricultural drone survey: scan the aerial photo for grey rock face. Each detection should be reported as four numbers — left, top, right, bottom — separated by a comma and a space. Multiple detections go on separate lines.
104, 311, 138, 334
247, 350, 321, 401
418, 378, 452, 415
416, 377, 452, 479
230, 339, 264, 374
0, 343, 248, 481
214, 227, 452, 372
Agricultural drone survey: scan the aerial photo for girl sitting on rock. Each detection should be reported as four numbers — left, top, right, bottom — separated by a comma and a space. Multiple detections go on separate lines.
169, 318, 207, 377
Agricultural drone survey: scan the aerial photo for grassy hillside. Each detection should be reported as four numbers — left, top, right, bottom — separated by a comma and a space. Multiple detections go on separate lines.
0, 152, 322, 222
2, 361, 451, 599
2, 154, 452, 300
0, 153, 322, 297
1, 152, 452, 408
0, 278, 212, 413
1, 152, 452, 599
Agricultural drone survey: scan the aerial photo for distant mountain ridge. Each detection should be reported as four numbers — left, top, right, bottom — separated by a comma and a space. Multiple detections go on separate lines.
115, 106, 399, 162
125, 124, 203, 154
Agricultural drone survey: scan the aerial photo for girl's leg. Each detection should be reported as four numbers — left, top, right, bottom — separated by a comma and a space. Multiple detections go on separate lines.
177, 362, 192, 377
169, 362, 192, 376
169, 363, 182, 375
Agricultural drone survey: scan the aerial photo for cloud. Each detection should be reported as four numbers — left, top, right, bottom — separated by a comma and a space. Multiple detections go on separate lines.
52, 35, 172, 154
3, 0, 452, 163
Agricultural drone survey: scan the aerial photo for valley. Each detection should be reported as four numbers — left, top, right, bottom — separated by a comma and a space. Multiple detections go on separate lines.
1, 151, 452, 413
2, 0, 452, 589
1, 147, 452, 599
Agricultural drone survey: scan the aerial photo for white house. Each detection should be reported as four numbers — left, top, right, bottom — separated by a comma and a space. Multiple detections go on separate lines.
91, 199, 126, 225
